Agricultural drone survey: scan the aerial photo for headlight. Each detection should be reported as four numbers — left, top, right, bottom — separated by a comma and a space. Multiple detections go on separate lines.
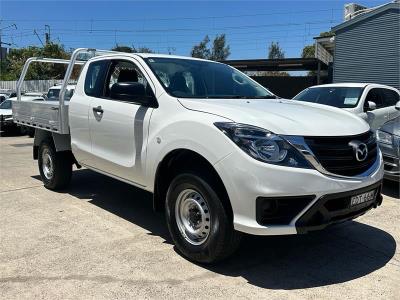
214, 122, 311, 168
377, 130, 393, 145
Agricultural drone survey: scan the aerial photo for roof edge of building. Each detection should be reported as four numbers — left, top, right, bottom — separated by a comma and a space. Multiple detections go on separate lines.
332, 2, 400, 32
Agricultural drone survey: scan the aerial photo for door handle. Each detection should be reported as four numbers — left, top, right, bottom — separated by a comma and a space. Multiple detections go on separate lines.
93, 106, 104, 114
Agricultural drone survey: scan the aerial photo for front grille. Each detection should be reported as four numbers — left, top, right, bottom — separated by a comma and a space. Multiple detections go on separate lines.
305, 131, 377, 177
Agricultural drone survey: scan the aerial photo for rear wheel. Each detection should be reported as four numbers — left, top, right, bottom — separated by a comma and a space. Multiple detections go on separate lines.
166, 173, 241, 264
27, 128, 35, 138
38, 140, 72, 190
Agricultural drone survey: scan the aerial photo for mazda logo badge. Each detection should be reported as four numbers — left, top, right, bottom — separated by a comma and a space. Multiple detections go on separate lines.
349, 141, 368, 162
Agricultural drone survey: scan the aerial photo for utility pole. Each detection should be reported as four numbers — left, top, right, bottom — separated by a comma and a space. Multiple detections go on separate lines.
33, 30, 44, 47
45, 25, 51, 44
0, 23, 17, 63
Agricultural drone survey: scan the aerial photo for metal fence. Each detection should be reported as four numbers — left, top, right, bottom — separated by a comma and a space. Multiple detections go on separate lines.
0, 80, 65, 92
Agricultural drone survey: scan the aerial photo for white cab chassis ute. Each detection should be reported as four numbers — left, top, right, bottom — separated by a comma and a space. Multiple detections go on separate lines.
13, 49, 384, 263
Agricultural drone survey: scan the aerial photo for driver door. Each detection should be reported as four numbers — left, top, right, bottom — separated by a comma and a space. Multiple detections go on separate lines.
88, 58, 155, 185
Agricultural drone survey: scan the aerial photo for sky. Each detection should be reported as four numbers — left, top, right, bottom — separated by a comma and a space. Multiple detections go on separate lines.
0, 0, 389, 59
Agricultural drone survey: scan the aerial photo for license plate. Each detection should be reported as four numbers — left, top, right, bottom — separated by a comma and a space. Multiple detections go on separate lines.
350, 190, 376, 207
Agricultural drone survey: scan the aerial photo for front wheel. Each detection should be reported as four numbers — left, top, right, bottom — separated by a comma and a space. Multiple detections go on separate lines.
166, 173, 241, 264
38, 140, 72, 190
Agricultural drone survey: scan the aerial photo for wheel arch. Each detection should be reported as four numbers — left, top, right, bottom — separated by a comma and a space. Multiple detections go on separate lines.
33, 129, 72, 160
153, 148, 233, 221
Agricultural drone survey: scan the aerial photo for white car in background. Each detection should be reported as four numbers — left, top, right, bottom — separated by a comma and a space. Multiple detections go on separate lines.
0, 99, 14, 130
293, 83, 400, 130
1, 94, 41, 136
8, 92, 45, 102
0, 90, 16, 103
46, 84, 75, 101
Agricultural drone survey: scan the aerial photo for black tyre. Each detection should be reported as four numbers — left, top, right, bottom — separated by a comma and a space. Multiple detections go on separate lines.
19, 126, 27, 135
28, 128, 35, 138
166, 173, 241, 264
38, 140, 72, 190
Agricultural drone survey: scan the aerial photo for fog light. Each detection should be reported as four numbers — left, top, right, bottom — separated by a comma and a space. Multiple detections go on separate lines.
256, 195, 315, 225
260, 199, 277, 215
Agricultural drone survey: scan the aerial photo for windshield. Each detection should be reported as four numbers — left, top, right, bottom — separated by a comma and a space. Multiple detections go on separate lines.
0, 100, 11, 109
144, 57, 273, 99
293, 86, 363, 108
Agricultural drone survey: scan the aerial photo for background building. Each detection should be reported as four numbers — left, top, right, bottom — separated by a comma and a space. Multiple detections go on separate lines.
332, 1, 400, 89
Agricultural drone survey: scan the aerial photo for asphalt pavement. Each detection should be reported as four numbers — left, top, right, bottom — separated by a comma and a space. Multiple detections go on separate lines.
0, 133, 399, 299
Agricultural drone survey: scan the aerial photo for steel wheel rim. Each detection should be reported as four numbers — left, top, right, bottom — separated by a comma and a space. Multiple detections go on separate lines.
42, 148, 54, 180
175, 189, 211, 245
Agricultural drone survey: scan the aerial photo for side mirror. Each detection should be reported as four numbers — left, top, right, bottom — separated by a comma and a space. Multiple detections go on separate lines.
367, 101, 376, 111
395, 101, 400, 111
110, 82, 157, 107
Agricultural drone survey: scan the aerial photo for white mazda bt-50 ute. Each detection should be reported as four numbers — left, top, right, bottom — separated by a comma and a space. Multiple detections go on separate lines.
12, 49, 384, 263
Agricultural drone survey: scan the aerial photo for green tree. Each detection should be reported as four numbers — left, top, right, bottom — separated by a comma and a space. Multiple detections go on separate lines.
319, 31, 334, 37
111, 45, 133, 53
191, 34, 230, 60
268, 42, 285, 59
264, 42, 288, 76
132, 46, 154, 53
111, 45, 154, 53
301, 45, 315, 58
1, 43, 70, 80
210, 34, 230, 60
191, 35, 211, 59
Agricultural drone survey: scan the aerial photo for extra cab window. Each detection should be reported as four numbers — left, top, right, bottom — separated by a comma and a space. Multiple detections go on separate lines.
84, 60, 109, 97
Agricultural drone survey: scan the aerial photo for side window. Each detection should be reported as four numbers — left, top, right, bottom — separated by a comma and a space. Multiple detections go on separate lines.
84, 60, 109, 97
105, 60, 152, 100
65, 88, 75, 101
382, 89, 399, 107
365, 89, 384, 109
183, 71, 195, 94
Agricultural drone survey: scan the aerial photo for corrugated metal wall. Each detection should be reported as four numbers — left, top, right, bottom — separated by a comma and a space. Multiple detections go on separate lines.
0, 79, 64, 92
333, 8, 400, 90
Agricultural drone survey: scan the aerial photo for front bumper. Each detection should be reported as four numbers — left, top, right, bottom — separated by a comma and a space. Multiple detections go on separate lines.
296, 180, 382, 233
378, 138, 400, 181
213, 147, 384, 236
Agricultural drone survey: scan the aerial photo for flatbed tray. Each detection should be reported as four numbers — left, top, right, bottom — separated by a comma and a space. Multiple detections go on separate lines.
12, 100, 69, 134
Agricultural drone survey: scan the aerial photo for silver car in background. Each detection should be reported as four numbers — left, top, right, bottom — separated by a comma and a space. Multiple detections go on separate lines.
377, 103, 400, 181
